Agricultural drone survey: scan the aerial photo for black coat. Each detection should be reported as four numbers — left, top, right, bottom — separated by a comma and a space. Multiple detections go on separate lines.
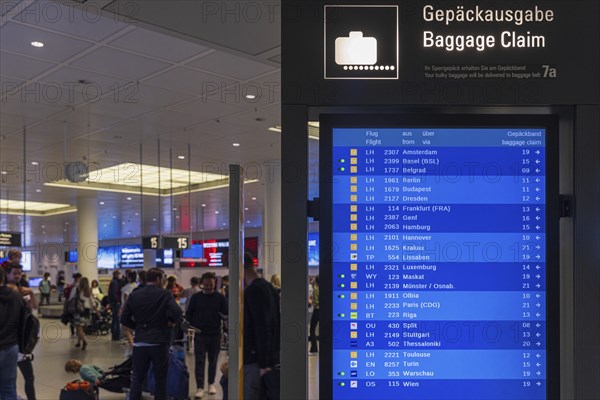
121, 285, 182, 344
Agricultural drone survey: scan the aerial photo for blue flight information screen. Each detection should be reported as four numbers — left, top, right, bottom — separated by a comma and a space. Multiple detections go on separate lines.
332, 127, 547, 400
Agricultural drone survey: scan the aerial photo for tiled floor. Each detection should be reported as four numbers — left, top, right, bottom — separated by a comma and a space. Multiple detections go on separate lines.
17, 318, 319, 399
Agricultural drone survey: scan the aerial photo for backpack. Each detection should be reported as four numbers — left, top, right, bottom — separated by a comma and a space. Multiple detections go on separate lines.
40, 279, 51, 294
19, 307, 40, 354
66, 290, 85, 316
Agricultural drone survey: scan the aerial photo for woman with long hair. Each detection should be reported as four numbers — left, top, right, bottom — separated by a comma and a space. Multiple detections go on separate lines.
75, 277, 99, 350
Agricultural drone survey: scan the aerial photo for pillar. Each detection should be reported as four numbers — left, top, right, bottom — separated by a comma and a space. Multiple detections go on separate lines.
77, 194, 98, 281
262, 160, 281, 280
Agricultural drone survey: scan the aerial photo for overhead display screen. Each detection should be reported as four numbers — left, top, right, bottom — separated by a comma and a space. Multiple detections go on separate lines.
330, 126, 549, 399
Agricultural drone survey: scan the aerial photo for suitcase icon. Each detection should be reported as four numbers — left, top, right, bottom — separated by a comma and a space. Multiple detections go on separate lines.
335, 32, 377, 65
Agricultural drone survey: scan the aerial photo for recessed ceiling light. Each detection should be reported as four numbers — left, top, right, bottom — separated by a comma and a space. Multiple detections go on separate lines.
232, 143, 240, 147
176, 215, 180, 219
31, 41, 44, 48
246, 94, 256, 100
246, 221, 250, 224
152, 218, 157, 221
1, 171, 7, 175
252, 197, 257, 201
173, 207, 177, 211
126, 197, 132, 201
244, 207, 249, 211
201, 203, 206, 207
31, 161, 39, 166
99, 201, 105, 205
222, 223, 226, 226
178, 155, 185, 160
35, 189, 42, 193
112, 215, 117, 219
135, 213, 139, 216
215, 211, 219, 214
41, 225, 45, 229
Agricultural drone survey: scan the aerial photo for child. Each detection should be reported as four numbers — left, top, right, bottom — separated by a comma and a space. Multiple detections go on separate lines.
64, 359, 103, 385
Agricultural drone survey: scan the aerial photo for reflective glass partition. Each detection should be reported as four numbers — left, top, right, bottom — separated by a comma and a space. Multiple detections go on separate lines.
320, 114, 559, 400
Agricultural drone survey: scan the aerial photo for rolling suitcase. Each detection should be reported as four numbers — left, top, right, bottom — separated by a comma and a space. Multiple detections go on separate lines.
145, 348, 190, 400
59, 381, 99, 400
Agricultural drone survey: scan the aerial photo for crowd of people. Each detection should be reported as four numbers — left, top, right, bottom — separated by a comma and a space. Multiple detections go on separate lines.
0, 249, 283, 400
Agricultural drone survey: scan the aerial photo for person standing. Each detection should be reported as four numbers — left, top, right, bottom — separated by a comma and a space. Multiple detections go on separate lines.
309, 275, 320, 354
243, 254, 280, 400
1, 249, 22, 269
56, 271, 66, 302
121, 268, 182, 400
120, 270, 138, 352
186, 272, 227, 399
4, 263, 36, 400
0, 266, 27, 400
108, 270, 122, 341
90, 280, 104, 301
180, 277, 201, 311
74, 278, 100, 351
39, 273, 52, 306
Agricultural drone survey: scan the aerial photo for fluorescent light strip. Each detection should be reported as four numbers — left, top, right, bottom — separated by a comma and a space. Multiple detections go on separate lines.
44, 179, 260, 196
269, 124, 320, 140
0, 199, 76, 217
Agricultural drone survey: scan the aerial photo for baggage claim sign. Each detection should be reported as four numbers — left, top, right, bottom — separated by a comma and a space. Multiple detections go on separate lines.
325, 4, 557, 80
421, 5, 555, 52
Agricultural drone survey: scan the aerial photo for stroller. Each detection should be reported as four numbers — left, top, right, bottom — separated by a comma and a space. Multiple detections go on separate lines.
97, 357, 132, 394
84, 310, 111, 336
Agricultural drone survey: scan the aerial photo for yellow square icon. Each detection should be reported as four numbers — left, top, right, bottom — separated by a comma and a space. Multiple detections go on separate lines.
350, 186, 357, 192
350, 205, 358, 212
350, 158, 357, 165
350, 303, 358, 310
350, 263, 358, 271
350, 351, 358, 359
350, 244, 358, 251
350, 224, 357, 231
350, 176, 358, 184
350, 149, 357, 156
350, 292, 358, 300
350, 312, 358, 319
350, 195, 357, 202
350, 282, 358, 289
350, 234, 357, 241
350, 214, 357, 221
350, 331, 358, 339
350, 166, 358, 173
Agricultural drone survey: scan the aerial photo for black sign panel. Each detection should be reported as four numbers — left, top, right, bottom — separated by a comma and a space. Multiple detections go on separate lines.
163, 236, 190, 250
0, 232, 22, 247
142, 235, 162, 250
283, 0, 600, 105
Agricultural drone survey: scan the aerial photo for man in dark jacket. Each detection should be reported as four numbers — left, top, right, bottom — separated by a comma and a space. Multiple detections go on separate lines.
243, 254, 280, 400
121, 268, 182, 400
0, 265, 27, 399
186, 272, 227, 398
108, 270, 122, 341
